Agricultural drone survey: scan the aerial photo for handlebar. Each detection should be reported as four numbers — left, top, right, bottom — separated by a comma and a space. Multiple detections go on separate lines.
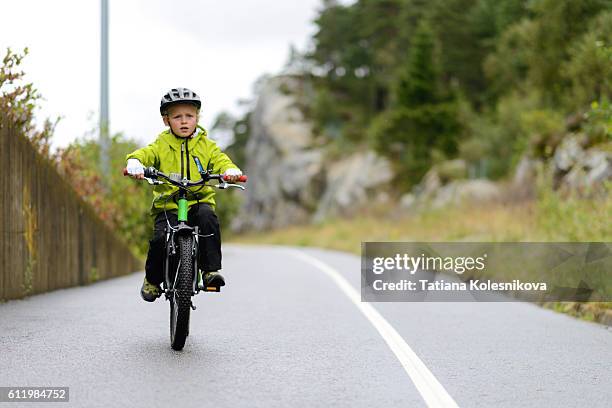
122, 167, 247, 188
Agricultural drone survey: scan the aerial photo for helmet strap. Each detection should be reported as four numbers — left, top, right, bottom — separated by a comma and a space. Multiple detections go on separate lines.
168, 123, 197, 139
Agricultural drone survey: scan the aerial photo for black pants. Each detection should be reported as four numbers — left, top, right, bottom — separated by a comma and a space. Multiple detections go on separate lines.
145, 204, 222, 285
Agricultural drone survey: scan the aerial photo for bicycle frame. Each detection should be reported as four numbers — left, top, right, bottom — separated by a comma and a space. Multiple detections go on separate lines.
162, 203, 205, 298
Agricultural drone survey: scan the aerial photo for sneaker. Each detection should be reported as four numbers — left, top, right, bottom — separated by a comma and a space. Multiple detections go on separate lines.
140, 277, 162, 302
201, 271, 225, 290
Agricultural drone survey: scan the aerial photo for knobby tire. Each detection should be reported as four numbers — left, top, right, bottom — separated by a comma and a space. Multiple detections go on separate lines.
170, 234, 193, 350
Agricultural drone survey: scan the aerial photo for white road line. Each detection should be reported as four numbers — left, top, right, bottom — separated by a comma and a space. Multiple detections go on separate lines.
290, 250, 459, 408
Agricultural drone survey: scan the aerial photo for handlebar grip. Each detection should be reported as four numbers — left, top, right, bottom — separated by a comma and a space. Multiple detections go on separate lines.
123, 168, 149, 177
223, 174, 248, 182
143, 167, 155, 178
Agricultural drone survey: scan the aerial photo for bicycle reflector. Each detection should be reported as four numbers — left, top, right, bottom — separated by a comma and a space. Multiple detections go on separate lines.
193, 156, 205, 173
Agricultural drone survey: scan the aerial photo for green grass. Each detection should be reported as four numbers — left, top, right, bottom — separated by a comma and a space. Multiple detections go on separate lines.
536, 184, 612, 241
233, 202, 538, 251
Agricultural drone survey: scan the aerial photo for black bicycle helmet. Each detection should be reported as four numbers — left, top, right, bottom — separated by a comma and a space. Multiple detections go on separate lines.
160, 87, 202, 115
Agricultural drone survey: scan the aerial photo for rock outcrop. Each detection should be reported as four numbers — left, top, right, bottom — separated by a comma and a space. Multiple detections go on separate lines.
233, 75, 392, 231
232, 76, 320, 231
400, 159, 502, 211
512, 156, 541, 199
313, 150, 392, 221
511, 133, 611, 199
552, 134, 612, 194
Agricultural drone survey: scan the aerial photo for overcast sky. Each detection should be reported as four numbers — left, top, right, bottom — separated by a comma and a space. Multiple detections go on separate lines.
0, 0, 347, 149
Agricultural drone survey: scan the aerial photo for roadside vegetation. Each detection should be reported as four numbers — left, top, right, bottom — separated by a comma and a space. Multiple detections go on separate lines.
231, 185, 611, 323
232, 188, 611, 249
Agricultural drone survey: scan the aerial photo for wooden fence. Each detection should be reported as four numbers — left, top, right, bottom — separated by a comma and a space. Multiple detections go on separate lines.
0, 117, 142, 301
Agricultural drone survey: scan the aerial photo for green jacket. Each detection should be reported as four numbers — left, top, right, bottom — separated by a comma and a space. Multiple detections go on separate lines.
126, 125, 239, 216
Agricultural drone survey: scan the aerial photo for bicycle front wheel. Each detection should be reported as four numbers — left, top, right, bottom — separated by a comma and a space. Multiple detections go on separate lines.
170, 234, 194, 350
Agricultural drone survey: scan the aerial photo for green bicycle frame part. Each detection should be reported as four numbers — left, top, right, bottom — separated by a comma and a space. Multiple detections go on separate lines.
177, 198, 189, 222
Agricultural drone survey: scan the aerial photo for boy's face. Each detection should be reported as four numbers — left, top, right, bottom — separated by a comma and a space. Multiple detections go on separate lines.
163, 104, 198, 137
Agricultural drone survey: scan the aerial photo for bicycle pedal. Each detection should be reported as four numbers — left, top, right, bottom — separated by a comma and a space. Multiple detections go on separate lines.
203, 286, 220, 292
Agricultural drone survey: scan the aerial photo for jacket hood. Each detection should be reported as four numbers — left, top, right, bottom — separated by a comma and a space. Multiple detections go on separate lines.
159, 125, 208, 149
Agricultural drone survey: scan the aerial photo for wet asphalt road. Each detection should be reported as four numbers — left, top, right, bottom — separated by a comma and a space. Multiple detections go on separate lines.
1, 245, 611, 407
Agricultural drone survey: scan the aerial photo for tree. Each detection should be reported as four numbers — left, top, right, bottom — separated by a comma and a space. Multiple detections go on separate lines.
396, 20, 438, 107
483, 19, 534, 101
0, 48, 58, 157
428, 0, 487, 103
526, 0, 610, 105
370, 20, 462, 189
562, 11, 612, 109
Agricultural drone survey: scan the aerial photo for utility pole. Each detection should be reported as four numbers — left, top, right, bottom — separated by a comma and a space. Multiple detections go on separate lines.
100, 0, 110, 177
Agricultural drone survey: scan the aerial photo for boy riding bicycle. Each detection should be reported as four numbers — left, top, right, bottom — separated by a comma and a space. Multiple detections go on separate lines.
125, 87, 242, 302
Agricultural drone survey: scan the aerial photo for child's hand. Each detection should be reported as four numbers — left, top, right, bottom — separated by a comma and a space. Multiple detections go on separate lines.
223, 168, 242, 182
126, 158, 145, 179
